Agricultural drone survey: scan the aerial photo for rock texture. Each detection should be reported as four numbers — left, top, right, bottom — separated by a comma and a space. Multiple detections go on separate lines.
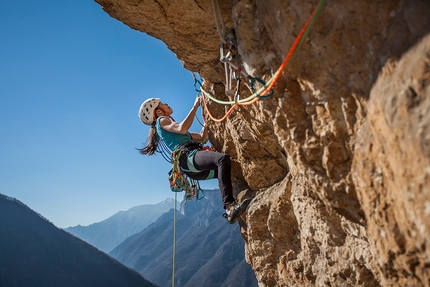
95, 0, 430, 286
353, 37, 430, 286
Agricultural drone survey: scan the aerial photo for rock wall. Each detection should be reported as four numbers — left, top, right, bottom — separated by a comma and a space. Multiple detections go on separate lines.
95, 0, 430, 286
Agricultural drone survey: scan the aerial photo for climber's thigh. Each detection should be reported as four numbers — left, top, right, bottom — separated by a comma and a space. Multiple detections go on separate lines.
193, 150, 227, 171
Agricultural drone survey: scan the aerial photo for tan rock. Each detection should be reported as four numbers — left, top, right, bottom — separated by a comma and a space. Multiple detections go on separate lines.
95, 0, 430, 285
353, 35, 430, 286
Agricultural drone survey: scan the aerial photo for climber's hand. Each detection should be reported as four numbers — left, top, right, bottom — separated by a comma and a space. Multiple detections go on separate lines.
193, 96, 201, 109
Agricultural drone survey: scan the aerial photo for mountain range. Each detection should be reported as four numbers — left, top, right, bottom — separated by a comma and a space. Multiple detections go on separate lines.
0, 193, 158, 287
109, 190, 258, 287
65, 198, 176, 253
0, 190, 258, 287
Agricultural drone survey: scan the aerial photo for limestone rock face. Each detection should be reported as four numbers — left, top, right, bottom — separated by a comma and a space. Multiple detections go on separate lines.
95, 0, 430, 286
353, 38, 430, 287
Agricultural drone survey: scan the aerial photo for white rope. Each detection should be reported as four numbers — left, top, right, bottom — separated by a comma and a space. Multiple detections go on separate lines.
211, 0, 227, 43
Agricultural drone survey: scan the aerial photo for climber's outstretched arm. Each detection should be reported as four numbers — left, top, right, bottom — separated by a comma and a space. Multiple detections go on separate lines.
159, 97, 201, 134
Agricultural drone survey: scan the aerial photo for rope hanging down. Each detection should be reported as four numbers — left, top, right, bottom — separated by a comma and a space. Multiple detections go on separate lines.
200, 0, 326, 122
172, 192, 177, 287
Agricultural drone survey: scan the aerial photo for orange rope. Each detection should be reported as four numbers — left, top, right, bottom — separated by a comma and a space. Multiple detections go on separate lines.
202, 2, 320, 122
259, 7, 317, 97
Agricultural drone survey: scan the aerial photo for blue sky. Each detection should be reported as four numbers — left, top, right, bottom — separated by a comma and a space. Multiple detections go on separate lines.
0, 0, 217, 228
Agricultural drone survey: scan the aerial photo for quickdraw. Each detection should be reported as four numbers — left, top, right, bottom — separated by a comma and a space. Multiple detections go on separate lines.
211, 0, 273, 103
218, 37, 273, 101
168, 148, 204, 202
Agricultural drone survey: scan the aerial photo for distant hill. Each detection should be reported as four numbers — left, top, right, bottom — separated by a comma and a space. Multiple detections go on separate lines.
65, 198, 176, 253
0, 193, 159, 287
110, 189, 258, 287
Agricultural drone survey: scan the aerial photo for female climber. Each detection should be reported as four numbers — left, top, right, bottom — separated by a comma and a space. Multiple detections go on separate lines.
137, 96, 250, 224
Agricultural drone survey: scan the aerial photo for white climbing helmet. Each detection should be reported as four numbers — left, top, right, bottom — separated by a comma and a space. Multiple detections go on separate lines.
138, 98, 161, 125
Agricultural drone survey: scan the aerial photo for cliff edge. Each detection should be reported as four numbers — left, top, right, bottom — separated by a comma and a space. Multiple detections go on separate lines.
95, 0, 430, 286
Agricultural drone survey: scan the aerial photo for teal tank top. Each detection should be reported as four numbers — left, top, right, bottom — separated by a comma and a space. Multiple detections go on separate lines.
155, 116, 192, 151
155, 116, 216, 180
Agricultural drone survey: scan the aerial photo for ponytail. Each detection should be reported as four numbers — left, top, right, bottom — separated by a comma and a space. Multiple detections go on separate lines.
138, 123, 159, 156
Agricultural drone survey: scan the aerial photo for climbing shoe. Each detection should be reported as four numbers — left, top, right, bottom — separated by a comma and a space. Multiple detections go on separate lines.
223, 198, 252, 224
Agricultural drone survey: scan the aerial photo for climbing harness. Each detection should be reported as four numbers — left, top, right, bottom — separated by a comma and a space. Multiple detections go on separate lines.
153, 118, 208, 203
202, 0, 326, 122
168, 146, 205, 202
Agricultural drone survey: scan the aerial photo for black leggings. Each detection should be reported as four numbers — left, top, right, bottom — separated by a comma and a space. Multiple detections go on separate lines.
179, 150, 235, 209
